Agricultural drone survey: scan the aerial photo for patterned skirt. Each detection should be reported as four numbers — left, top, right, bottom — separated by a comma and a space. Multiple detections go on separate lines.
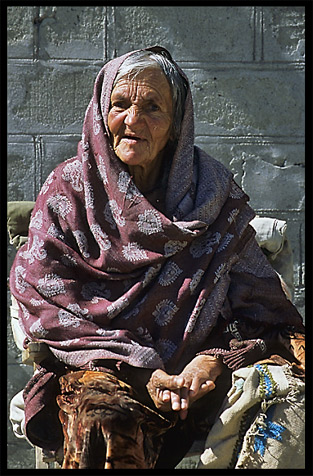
56, 370, 174, 469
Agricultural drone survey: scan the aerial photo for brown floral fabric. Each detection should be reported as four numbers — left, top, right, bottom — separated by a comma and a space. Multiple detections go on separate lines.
57, 370, 174, 469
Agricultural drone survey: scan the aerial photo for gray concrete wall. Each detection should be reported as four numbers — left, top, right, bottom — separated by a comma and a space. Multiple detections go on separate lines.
7, 6, 305, 468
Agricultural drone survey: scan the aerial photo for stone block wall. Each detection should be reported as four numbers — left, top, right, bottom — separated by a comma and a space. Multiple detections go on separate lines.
7, 5, 305, 468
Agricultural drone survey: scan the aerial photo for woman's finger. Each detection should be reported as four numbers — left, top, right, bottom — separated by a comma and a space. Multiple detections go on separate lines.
173, 375, 185, 388
170, 390, 182, 411
179, 386, 189, 410
161, 389, 171, 402
189, 377, 202, 396
179, 408, 189, 420
204, 380, 216, 391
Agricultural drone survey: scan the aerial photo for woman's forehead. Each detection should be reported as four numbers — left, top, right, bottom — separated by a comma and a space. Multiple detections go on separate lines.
112, 68, 171, 98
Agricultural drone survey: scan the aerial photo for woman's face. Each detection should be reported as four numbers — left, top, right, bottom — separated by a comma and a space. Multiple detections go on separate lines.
108, 67, 173, 170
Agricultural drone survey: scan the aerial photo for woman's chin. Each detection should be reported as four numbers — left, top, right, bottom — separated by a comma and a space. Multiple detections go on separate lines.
116, 152, 150, 168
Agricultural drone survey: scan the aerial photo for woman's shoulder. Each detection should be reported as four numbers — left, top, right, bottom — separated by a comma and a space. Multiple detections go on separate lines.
39, 156, 81, 193
54, 156, 82, 176
194, 145, 233, 187
194, 145, 231, 172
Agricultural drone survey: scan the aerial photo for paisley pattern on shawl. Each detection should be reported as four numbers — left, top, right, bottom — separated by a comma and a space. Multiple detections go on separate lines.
10, 47, 303, 375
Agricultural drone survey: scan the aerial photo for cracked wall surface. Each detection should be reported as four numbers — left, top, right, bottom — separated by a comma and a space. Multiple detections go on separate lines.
7, 5, 305, 469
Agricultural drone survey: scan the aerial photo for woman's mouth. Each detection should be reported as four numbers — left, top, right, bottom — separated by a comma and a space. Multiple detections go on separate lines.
122, 135, 143, 144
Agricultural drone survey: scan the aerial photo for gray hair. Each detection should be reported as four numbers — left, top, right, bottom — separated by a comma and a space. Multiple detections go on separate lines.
113, 50, 188, 141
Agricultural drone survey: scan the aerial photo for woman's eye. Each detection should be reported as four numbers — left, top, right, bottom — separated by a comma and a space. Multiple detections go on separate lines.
112, 102, 126, 109
148, 103, 159, 112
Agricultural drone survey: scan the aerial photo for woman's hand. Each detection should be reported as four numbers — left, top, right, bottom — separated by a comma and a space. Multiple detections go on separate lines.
146, 355, 223, 420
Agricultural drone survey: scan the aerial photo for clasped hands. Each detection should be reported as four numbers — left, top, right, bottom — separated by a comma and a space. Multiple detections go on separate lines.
146, 355, 223, 420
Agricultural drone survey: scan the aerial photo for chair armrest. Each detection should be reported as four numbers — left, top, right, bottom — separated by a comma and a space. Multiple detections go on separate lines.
22, 342, 52, 366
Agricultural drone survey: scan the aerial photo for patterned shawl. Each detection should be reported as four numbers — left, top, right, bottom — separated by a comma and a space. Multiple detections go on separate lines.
10, 46, 303, 375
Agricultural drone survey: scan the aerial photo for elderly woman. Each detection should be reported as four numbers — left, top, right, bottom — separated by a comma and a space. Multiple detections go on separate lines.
9, 47, 305, 469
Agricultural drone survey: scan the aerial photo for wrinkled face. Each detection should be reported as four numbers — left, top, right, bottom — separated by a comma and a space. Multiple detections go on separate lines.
108, 67, 173, 169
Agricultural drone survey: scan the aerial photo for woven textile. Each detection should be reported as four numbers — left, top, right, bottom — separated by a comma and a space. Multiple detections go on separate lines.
198, 364, 305, 469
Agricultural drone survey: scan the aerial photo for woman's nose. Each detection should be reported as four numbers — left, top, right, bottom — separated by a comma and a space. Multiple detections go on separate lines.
124, 106, 142, 126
